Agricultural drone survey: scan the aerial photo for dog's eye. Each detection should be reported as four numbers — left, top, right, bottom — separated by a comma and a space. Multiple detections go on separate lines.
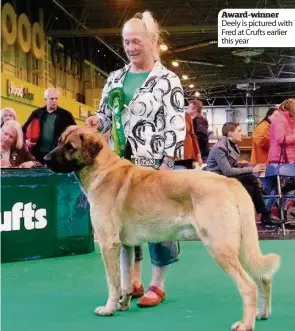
65, 142, 77, 152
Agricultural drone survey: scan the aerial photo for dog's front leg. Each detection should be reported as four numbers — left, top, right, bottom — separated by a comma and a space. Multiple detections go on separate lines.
118, 245, 134, 311
94, 242, 121, 316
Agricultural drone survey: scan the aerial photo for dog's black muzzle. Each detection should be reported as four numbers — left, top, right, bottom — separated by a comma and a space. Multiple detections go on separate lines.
43, 147, 82, 173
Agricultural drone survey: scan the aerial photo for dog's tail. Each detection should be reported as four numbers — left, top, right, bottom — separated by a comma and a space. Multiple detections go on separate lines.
231, 179, 280, 279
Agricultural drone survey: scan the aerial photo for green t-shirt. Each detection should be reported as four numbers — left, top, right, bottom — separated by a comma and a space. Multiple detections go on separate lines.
39, 111, 57, 152
123, 71, 150, 105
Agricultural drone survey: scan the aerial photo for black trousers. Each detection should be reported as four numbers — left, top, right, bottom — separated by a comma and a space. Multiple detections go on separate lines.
234, 174, 269, 215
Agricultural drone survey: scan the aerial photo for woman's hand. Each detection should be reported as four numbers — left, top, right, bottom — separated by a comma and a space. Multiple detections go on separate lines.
238, 160, 249, 166
25, 139, 36, 152
85, 116, 100, 129
19, 161, 36, 168
197, 153, 203, 167
252, 164, 266, 173
0, 160, 10, 168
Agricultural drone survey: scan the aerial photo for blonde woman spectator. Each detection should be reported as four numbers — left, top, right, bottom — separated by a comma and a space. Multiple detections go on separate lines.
1, 107, 17, 127
0, 120, 40, 168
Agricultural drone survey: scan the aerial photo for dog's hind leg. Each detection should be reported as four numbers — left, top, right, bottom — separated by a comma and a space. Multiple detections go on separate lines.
118, 245, 134, 311
234, 181, 279, 321
94, 239, 121, 316
191, 201, 257, 331
210, 247, 257, 331
255, 277, 272, 320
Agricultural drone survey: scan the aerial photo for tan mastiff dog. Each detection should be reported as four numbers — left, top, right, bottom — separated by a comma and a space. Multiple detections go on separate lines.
44, 126, 280, 331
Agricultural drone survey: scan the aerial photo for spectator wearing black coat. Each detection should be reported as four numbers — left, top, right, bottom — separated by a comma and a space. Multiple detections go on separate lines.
23, 88, 76, 163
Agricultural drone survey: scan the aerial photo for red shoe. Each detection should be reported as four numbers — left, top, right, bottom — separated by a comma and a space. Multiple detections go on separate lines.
132, 283, 144, 298
137, 286, 166, 307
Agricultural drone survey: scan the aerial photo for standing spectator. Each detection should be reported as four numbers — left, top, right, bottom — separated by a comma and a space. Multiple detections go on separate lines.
251, 107, 279, 164
0, 120, 40, 168
22, 88, 76, 163
1, 107, 17, 127
187, 99, 209, 161
175, 112, 202, 169
269, 98, 295, 163
86, 11, 185, 308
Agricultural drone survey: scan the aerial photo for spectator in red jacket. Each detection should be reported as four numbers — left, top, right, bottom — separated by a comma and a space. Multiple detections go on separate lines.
187, 99, 209, 161
269, 98, 295, 163
175, 112, 202, 169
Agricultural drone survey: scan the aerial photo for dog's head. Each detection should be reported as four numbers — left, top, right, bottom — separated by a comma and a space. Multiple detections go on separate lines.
44, 126, 104, 173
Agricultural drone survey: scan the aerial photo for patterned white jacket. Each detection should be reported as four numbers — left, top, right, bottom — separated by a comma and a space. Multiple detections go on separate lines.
95, 61, 186, 161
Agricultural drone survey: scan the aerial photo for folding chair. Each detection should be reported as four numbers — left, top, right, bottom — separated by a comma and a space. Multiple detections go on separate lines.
263, 163, 295, 236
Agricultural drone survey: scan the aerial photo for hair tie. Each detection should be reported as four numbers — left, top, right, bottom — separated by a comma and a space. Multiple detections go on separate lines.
134, 13, 143, 19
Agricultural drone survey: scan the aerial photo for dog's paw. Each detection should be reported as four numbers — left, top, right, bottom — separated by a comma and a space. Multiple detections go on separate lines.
118, 293, 131, 311
231, 321, 254, 331
256, 309, 271, 320
94, 306, 115, 316
117, 300, 130, 311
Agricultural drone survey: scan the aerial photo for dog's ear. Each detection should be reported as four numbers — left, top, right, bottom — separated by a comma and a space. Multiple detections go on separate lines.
80, 133, 102, 163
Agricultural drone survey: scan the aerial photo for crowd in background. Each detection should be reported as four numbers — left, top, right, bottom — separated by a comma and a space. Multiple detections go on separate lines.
0, 88, 76, 169
1, 96, 295, 170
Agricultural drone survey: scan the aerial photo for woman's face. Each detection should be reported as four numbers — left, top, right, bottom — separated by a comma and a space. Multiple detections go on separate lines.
287, 100, 295, 118
122, 21, 153, 67
2, 111, 15, 123
229, 126, 243, 142
1, 126, 16, 150
269, 110, 279, 121
187, 103, 196, 114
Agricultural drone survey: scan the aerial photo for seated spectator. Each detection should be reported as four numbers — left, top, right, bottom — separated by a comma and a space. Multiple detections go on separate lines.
269, 98, 295, 163
0, 120, 40, 168
22, 88, 76, 163
206, 122, 280, 225
175, 112, 202, 169
1, 107, 17, 127
251, 107, 279, 164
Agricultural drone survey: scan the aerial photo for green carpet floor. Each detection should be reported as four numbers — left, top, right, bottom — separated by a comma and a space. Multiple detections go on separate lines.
2, 241, 294, 331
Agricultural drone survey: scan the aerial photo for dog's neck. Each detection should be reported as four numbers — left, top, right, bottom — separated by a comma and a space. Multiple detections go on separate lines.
76, 148, 122, 192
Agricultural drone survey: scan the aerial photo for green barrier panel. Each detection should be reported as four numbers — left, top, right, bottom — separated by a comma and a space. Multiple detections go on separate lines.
1, 169, 94, 263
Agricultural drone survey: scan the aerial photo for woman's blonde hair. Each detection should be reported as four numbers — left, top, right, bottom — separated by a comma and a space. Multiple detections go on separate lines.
1, 107, 17, 126
1, 120, 24, 149
279, 98, 295, 117
123, 11, 162, 62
